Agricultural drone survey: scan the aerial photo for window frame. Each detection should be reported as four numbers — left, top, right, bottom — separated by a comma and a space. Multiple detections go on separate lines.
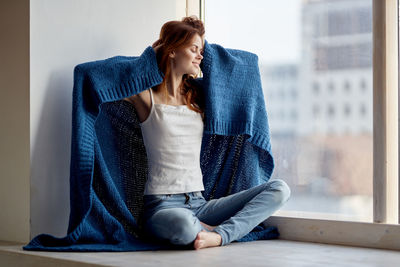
191, 0, 400, 250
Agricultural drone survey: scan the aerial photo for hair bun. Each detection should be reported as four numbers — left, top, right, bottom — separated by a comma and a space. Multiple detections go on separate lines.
182, 15, 204, 30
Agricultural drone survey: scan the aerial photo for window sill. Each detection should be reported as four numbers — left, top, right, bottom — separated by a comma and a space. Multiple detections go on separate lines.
264, 212, 400, 251
1, 239, 400, 266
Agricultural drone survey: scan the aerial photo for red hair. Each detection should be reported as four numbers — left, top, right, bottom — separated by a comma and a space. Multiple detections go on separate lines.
152, 16, 205, 114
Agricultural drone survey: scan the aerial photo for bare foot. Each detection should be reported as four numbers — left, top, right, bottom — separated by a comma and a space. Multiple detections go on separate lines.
193, 230, 222, 250
199, 221, 216, 232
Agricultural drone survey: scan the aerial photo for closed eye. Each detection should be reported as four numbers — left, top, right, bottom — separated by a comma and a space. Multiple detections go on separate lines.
192, 44, 204, 55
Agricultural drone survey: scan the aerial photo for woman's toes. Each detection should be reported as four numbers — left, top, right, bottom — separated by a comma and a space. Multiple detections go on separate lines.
194, 231, 206, 250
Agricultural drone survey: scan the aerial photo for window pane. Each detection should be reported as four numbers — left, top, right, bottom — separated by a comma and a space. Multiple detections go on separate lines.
205, 0, 373, 222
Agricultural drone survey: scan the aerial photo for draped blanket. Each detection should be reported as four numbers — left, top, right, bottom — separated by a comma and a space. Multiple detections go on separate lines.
23, 40, 278, 251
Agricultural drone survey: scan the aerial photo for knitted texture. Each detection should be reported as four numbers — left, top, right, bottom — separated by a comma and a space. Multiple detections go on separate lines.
23, 40, 276, 251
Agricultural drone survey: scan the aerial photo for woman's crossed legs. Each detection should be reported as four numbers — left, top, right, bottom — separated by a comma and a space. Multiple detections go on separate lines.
144, 178, 291, 249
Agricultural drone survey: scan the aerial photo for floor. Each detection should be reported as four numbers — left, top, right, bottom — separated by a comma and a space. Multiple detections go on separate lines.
1, 239, 399, 267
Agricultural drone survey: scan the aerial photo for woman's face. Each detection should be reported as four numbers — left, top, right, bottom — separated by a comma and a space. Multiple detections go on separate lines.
170, 34, 204, 76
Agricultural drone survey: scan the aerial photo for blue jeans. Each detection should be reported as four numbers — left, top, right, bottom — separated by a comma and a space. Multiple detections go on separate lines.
142, 178, 291, 247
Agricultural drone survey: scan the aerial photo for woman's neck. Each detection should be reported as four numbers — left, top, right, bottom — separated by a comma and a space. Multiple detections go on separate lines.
166, 71, 183, 98
166, 77, 182, 99
154, 72, 186, 105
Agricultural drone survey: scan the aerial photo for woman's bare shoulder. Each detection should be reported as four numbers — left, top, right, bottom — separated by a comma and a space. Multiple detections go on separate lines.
123, 89, 150, 107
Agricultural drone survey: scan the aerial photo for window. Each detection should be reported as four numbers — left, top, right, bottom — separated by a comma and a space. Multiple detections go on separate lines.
360, 78, 367, 92
315, 43, 372, 71
279, 89, 285, 100
204, 0, 373, 223
327, 104, 335, 118
344, 80, 351, 92
360, 103, 367, 117
291, 109, 297, 121
291, 89, 297, 99
328, 80, 335, 93
202, 0, 399, 250
344, 103, 351, 116
313, 82, 320, 94
313, 104, 320, 117
279, 109, 285, 119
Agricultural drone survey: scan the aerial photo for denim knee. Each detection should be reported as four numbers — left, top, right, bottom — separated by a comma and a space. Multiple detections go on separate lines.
162, 210, 200, 246
267, 179, 291, 204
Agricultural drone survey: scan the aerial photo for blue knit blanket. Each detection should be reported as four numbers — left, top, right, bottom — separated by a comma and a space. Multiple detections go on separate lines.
23, 40, 277, 251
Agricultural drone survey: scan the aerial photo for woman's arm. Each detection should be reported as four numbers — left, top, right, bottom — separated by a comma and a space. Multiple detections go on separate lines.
76, 46, 164, 107
123, 90, 152, 123
123, 42, 161, 122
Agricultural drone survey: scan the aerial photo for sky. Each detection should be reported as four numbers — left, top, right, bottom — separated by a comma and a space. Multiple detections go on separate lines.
204, 0, 302, 65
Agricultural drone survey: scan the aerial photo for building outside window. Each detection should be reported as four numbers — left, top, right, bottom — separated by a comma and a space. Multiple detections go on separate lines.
205, 0, 373, 222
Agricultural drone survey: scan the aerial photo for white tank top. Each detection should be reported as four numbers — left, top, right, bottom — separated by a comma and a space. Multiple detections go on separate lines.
140, 88, 205, 195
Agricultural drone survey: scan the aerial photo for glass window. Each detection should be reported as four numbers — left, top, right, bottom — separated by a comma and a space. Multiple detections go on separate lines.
205, 0, 373, 222
360, 78, 367, 92
344, 103, 351, 116
313, 82, 320, 94
327, 104, 335, 117
328, 80, 335, 93
344, 80, 351, 92
291, 89, 297, 99
313, 104, 320, 117
279, 89, 285, 100
360, 103, 367, 117
291, 109, 297, 120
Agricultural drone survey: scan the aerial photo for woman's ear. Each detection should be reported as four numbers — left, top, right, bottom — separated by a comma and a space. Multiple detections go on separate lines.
169, 51, 176, 59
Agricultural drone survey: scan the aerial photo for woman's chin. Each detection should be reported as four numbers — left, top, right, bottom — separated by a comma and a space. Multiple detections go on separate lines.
186, 70, 198, 76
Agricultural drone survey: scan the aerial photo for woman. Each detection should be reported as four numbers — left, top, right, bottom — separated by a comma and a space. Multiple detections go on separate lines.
124, 16, 291, 250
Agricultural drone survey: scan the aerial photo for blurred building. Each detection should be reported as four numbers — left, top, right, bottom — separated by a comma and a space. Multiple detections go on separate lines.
263, 0, 373, 200
261, 64, 298, 137
264, 0, 372, 137
299, 0, 372, 136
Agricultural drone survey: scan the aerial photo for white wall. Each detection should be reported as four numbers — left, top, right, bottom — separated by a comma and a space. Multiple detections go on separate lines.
30, 0, 186, 239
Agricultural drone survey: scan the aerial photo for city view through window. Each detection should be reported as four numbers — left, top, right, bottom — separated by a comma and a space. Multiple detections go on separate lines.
205, 0, 373, 222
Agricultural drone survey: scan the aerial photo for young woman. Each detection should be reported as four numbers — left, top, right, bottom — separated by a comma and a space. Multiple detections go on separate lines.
124, 16, 291, 250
